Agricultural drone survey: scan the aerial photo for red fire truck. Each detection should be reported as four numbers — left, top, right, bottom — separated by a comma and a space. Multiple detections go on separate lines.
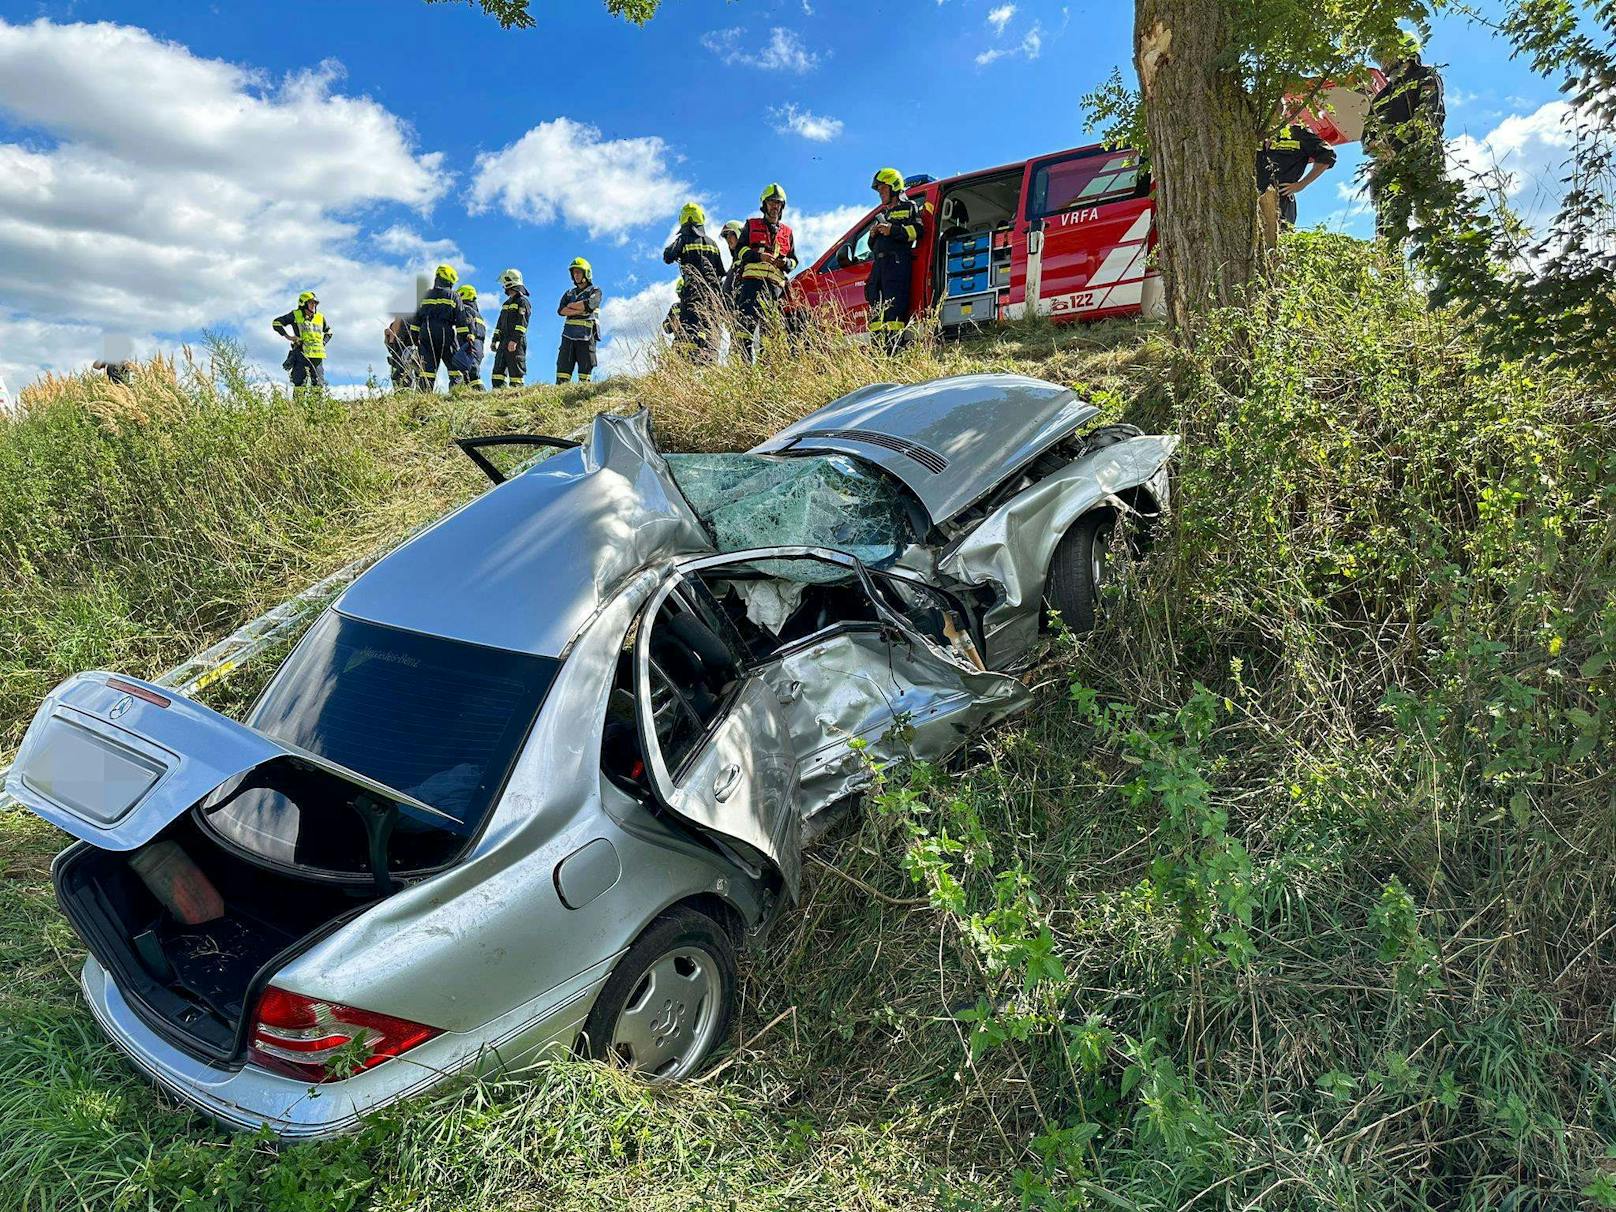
789, 79, 1377, 335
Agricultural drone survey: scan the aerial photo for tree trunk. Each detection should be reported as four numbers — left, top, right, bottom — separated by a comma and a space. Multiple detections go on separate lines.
1135, 0, 1260, 332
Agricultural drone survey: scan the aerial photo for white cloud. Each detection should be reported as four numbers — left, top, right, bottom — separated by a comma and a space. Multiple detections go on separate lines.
771, 103, 844, 143
976, 22, 1042, 65
791, 203, 872, 267
596, 278, 679, 375
0, 18, 456, 387
987, 4, 1016, 33
1449, 101, 1579, 228
701, 26, 821, 73
469, 117, 693, 240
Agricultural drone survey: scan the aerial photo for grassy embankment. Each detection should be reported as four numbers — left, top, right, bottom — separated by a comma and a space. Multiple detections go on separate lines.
1, 237, 1612, 1210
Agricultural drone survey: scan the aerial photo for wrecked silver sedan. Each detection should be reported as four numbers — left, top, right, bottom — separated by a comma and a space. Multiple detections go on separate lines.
4, 373, 1175, 1139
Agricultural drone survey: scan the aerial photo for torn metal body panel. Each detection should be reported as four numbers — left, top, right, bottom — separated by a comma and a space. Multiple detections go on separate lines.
9, 373, 1174, 1140
940, 434, 1178, 665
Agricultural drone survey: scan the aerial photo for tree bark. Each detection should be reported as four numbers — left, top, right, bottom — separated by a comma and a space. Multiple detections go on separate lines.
1135, 0, 1260, 332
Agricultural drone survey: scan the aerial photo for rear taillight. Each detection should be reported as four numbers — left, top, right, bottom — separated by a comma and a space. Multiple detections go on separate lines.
247, 986, 440, 1083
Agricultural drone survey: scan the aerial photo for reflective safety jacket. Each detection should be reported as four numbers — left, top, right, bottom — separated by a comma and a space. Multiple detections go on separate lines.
272, 309, 332, 360
557, 283, 603, 347
662, 222, 725, 299
493, 285, 531, 350
410, 284, 463, 352
869, 193, 925, 264
457, 298, 487, 362
1256, 124, 1336, 191
735, 217, 798, 294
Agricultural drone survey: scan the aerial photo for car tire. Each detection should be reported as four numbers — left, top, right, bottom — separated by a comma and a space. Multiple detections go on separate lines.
1043, 511, 1115, 633
581, 907, 737, 1081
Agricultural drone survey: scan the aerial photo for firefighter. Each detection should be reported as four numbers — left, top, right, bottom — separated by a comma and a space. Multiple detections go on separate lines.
866, 168, 925, 350
271, 291, 332, 390
1364, 32, 1447, 243
1256, 121, 1337, 229
491, 268, 530, 388
92, 359, 134, 385
449, 284, 486, 390
410, 264, 463, 390
383, 318, 420, 390
719, 220, 745, 310
556, 257, 602, 385
662, 202, 725, 360
734, 184, 798, 363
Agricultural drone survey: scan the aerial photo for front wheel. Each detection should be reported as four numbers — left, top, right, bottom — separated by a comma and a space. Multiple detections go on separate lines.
1043, 511, 1116, 633
581, 908, 736, 1081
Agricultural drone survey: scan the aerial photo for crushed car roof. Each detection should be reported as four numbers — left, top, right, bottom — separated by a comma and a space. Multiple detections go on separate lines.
751, 373, 1099, 526
334, 413, 711, 658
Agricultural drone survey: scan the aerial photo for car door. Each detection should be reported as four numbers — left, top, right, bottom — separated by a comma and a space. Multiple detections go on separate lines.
669, 548, 1028, 820
634, 576, 804, 896
454, 434, 581, 485
794, 212, 880, 333
1011, 148, 1154, 321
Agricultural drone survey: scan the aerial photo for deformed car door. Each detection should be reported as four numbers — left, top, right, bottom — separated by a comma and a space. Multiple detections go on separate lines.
669, 547, 1029, 817
634, 579, 804, 896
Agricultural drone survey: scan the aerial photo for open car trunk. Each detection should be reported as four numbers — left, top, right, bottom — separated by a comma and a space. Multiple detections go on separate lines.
54, 815, 374, 1064
7, 664, 543, 1063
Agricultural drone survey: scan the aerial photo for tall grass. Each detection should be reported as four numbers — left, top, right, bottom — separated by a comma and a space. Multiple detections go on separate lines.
4, 240, 1607, 1209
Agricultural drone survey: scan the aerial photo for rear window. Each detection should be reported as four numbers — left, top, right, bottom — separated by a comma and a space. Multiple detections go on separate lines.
1028, 152, 1142, 217
199, 612, 559, 879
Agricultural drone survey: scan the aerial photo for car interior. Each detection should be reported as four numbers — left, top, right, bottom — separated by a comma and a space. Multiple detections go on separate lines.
600, 556, 978, 798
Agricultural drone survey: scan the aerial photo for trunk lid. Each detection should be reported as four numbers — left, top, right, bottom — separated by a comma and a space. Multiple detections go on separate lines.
6, 672, 453, 855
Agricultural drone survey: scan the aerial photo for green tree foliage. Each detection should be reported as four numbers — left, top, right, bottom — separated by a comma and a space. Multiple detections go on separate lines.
1393, 1, 1616, 384
1092, 1, 1436, 330
422, 0, 661, 29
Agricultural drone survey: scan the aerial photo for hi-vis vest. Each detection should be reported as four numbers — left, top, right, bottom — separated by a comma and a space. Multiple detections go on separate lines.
295, 312, 327, 360
739, 218, 795, 287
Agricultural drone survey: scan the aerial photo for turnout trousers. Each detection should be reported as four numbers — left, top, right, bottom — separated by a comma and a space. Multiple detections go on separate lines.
865, 255, 913, 349
556, 338, 596, 384
289, 351, 327, 389
491, 344, 526, 388
735, 278, 782, 364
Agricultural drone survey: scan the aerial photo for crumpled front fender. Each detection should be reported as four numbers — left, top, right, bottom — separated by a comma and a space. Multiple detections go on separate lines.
939, 435, 1178, 665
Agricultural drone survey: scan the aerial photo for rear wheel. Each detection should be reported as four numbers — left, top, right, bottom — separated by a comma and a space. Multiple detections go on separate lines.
1043, 511, 1115, 633
582, 907, 736, 1081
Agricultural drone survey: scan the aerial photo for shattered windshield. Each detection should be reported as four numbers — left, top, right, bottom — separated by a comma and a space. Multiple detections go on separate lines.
666, 452, 919, 567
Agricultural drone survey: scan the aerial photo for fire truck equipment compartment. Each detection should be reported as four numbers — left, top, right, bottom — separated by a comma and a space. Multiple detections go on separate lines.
940, 292, 998, 327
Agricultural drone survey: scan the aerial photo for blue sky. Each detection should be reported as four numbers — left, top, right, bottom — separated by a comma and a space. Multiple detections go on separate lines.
0, 0, 1572, 391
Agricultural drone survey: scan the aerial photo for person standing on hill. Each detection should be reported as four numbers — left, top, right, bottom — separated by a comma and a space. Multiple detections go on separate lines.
1364, 32, 1447, 243
450, 284, 486, 390
866, 168, 925, 350
272, 291, 332, 390
491, 268, 530, 389
1256, 121, 1336, 229
734, 184, 798, 363
383, 318, 420, 390
92, 359, 134, 385
556, 257, 602, 385
662, 202, 725, 361
719, 220, 745, 312
410, 264, 464, 390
